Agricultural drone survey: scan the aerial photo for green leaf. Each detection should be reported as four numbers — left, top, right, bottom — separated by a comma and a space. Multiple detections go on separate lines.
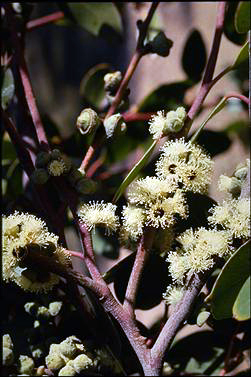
113, 140, 157, 203
182, 29, 207, 82
1, 68, 15, 110
234, 2, 250, 33
2, 133, 18, 166
196, 311, 211, 327
223, 2, 247, 45
231, 41, 249, 70
190, 97, 228, 143
206, 240, 250, 320
79, 63, 110, 110
233, 276, 251, 321
64, 3, 122, 36
138, 80, 193, 113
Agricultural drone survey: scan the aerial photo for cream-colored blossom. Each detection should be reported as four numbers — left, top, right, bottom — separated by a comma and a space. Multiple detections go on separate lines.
163, 285, 184, 306
149, 107, 186, 139
156, 138, 213, 193
167, 251, 188, 283
2, 212, 71, 292
127, 176, 177, 206
78, 201, 119, 234
121, 205, 146, 240
149, 111, 167, 139
145, 190, 188, 229
208, 198, 250, 239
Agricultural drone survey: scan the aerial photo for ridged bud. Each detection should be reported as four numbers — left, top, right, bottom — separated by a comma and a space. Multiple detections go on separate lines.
104, 71, 122, 94
67, 168, 86, 186
76, 178, 98, 195
35, 152, 51, 168
76, 108, 101, 135
31, 169, 49, 185
103, 113, 126, 138
148, 31, 173, 57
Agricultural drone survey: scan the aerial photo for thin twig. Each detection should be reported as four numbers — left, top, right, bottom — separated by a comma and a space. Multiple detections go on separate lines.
181, 1, 227, 137
5, 4, 50, 151
124, 228, 155, 316
80, 2, 160, 172
224, 92, 250, 105
26, 11, 65, 31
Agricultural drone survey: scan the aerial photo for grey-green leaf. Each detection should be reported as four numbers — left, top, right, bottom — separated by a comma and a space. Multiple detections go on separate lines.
233, 276, 251, 321
231, 40, 249, 70
67, 3, 122, 36
234, 2, 250, 34
206, 240, 250, 320
1, 68, 15, 110
113, 140, 157, 203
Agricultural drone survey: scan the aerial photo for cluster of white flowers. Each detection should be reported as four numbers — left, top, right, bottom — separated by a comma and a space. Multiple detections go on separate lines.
156, 138, 214, 194
77, 201, 119, 234
2, 212, 71, 292
166, 227, 233, 283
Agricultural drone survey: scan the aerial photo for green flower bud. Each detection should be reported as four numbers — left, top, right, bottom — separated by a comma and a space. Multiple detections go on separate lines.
37, 306, 50, 319
73, 354, 94, 373
67, 168, 85, 186
76, 108, 101, 136
234, 166, 248, 181
58, 365, 77, 376
48, 301, 63, 316
31, 169, 49, 185
24, 302, 38, 316
3, 334, 13, 349
31, 348, 43, 359
50, 149, 62, 160
35, 152, 51, 168
104, 71, 122, 94
33, 320, 40, 328
46, 352, 65, 370
165, 106, 186, 133
76, 178, 98, 195
148, 31, 173, 57
103, 113, 127, 138
59, 336, 84, 359
18, 355, 35, 375
3, 347, 14, 366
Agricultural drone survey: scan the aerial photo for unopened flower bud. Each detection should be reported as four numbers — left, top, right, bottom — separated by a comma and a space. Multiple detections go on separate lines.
73, 354, 94, 373
35, 152, 51, 168
3, 347, 14, 366
58, 365, 77, 376
218, 175, 242, 197
67, 168, 85, 186
46, 352, 65, 370
103, 113, 126, 138
148, 31, 173, 57
49, 301, 63, 316
50, 149, 62, 160
3, 334, 13, 349
31, 169, 49, 185
76, 178, 98, 195
18, 355, 35, 375
76, 108, 101, 135
104, 71, 122, 94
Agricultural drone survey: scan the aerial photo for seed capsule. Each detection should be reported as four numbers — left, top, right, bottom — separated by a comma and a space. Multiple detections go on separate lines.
31, 169, 49, 185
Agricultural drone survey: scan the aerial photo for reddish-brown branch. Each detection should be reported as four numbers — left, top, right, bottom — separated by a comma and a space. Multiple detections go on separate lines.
224, 92, 250, 105
180, 1, 227, 137
5, 5, 50, 151
26, 11, 65, 31
124, 228, 155, 316
123, 111, 154, 122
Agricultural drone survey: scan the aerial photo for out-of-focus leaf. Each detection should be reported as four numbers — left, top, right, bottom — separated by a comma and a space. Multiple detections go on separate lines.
206, 240, 250, 320
104, 252, 172, 310
223, 2, 247, 45
234, 2, 250, 33
167, 331, 227, 376
233, 276, 251, 321
182, 29, 207, 82
91, 227, 119, 259
59, 3, 122, 36
1, 68, 15, 110
190, 97, 228, 143
231, 41, 249, 69
224, 119, 250, 149
2, 179, 7, 196
193, 130, 232, 157
113, 140, 157, 203
79, 63, 110, 110
2, 133, 17, 166
138, 81, 193, 113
